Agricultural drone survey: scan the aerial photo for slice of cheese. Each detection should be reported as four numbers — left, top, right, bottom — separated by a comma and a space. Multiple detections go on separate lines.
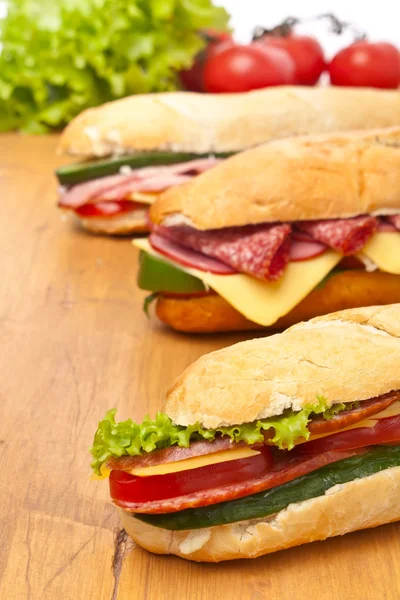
130, 192, 162, 204
133, 239, 342, 326
90, 464, 111, 481
131, 447, 260, 477
373, 401, 400, 420
360, 232, 400, 275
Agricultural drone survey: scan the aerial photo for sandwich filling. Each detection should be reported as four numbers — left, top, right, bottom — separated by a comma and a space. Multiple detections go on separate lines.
134, 216, 400, 326
56, 153, 227, 225
91, 391, 400, 530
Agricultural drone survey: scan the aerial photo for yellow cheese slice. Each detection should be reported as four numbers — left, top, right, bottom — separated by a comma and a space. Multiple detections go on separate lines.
373, 401, 400, 420
360, 232, 400, 275
130, 192, 161, 204
133, 239, 342, 326
131, 447, 260, 477
90, 464, 111, 481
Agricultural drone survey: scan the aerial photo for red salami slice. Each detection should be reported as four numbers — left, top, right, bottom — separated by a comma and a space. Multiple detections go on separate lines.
115, 447, 367, 514
388, 215, 400, 231
154, 224, 291, 280
289, 239, 327, 261
107, 438, 251, 473
307, 391, 400, 436
149, 233, 236, 275
297, 216, 379, 255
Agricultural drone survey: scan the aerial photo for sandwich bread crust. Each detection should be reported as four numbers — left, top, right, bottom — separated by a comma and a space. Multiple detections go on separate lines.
119, 466, 400, 562
151, 127, 400, 229
59, 87, 400, 158
164, 304, 400, 429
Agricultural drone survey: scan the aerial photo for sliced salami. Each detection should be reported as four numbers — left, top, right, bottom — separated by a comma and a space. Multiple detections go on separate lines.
149, 233, 236, 275
297, 216, 379, 255
115, 447, 367, 514
307, 391, 400, 435
387, 215, 400, 231
154, 224, 292, 280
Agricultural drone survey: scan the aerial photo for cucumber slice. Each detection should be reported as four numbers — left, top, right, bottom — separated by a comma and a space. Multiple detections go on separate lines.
136, 445, 400, 530
56, 151, 233, 186
137, 251, 206, 294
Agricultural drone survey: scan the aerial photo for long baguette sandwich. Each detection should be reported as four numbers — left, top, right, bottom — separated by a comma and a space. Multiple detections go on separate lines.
91, 304, 400, 562
57, 87, 400, 235
135, 126, 400, 332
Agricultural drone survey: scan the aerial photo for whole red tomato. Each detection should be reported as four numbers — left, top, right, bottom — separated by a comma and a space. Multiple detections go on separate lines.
257, 34, 326, 85
329, 41, 400, 89
179, 31, 234, 92
203, 44, 296, 93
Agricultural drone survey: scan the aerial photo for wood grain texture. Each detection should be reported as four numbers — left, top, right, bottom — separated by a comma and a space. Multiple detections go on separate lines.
0, 134, 399, 600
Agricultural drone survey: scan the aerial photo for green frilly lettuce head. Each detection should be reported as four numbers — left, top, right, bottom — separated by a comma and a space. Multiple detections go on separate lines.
0, 0, 230, 132
90, 396, 350, 475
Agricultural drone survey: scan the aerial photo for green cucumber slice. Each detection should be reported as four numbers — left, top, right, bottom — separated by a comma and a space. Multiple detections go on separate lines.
136, 445, 400, 530
56, 151, 233, 186
137, 251, 205, 294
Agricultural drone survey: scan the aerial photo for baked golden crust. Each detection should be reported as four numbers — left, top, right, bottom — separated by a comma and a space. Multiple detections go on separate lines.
155, 270, 400, 333
76, 209, 148, 235
59, 87, 400, 158
162, 302, 400, 428
151, 127, 400, 229
119, 466, 400, 562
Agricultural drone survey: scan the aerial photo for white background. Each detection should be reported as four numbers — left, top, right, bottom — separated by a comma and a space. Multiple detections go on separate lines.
223, 0, 400, 58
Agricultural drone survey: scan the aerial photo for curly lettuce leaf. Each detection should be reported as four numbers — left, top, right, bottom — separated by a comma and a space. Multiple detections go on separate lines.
90, 395, 349, 474
0, 0, 229, 132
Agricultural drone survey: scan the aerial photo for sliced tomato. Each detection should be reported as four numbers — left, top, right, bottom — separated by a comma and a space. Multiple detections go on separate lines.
299, 415, 400, 454
109, 446, 273, 504
75, 200, 140, 218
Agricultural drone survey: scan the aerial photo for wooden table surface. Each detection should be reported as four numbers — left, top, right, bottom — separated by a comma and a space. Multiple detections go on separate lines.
1, 134, 399, 600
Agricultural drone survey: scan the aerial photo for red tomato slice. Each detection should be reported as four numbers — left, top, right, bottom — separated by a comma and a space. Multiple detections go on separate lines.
109, 446, 274, 503
298, 415, 400, 454
75, 200, 140, 218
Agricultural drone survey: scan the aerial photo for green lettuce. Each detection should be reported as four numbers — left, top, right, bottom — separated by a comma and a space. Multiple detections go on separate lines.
90, 395, 350, 474
0, 0, 229, 132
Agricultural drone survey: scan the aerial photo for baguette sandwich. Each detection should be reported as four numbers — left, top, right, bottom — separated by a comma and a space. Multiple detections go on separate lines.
57, 87, 400, 235
91, 304, 400, 562
135, 126, 400, 332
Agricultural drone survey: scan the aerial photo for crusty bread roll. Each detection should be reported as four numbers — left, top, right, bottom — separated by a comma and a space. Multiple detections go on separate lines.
59, 87, 400, 158
151, 127, 400, 229
120, 466, 400, 562
155, 270, 400, 334
164, 304, 400, 428
116, 304, 400, 562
